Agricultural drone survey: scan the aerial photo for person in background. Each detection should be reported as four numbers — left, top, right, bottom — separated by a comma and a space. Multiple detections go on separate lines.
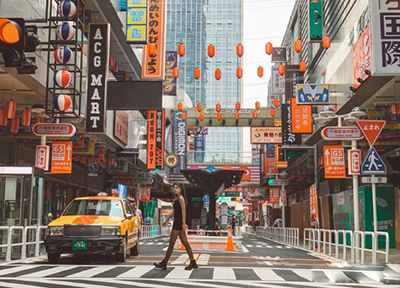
43, 213, 53, 226
273, 215, 283, 228
154, 182, 198, 270
134, 203, 143, 225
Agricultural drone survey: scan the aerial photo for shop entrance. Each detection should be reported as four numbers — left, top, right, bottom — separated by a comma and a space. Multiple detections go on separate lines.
0, 167, 35, 227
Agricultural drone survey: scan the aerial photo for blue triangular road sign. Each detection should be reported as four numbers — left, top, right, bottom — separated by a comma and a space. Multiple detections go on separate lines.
361, 147, 386, 175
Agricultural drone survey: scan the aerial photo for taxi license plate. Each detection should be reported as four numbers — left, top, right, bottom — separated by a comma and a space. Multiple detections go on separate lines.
72, 239, 88, 250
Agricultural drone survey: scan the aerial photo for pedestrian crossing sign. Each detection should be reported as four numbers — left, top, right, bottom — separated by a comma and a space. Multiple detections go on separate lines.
361, 147, 386, 175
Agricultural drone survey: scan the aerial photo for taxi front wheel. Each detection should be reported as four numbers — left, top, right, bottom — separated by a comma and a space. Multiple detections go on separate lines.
130, 239, 139, 256
48, 253, 60, 264
116, 238, 127, 262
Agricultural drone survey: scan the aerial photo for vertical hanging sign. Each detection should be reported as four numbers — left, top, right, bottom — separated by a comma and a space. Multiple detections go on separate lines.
291, 97, 312, 134
282, 103, 302, 145
309, 0, 323, 42
126, 0, 148, 44
86, 24, 110, 133
172, 110, 187, 174
147, 110, 157, 170
309, 184, 319, 226
142, 0, 166, 79
155, 110, 165, 169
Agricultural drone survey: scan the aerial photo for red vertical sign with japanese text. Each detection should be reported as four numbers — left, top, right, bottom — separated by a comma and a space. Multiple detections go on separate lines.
309, 184, 319, 227
155, 110, 165, 169
291, 97, 312, 133
142, 0, 166, 79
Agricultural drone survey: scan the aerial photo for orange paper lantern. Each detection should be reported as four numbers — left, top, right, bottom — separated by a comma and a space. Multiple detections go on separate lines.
236, 43, 244, 57
299, 61, 307, 72
194, 68, 200, 79
0, 108, 6, 126
278, 64, 285, 75
271, 109, 276, 117
177, 102, 183, 111
235, 102, 241, 111
217, 113, 222, 121
255, 101, 260, 110
199, 113, 205, 121
294, 39, 303, 53
178, 43, 186, 56
34, 116, 44, 124
323, 36, 332, 49
21, 107, 31, 126
173, 67, 179, 78
208, 44, 215, 58
197, 103, 202, 112
6, 99, 16, 119
216, 103, 221, 112
274, 98, 279, 108
215, 68, 221, 80
181, 112, 186, 121
109, 55, 115, 67
252, 111, 258, 119
257, 66, 264, 78
148, 43, 156, 55
265, 42, 273, 55
10, 117, 19, 133
113, 62, 118, 73
235, 112, 240, 120
236, 67, 243, 79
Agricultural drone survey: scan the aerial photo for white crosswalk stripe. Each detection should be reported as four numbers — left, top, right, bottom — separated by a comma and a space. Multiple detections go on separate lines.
0, 265, 386, 284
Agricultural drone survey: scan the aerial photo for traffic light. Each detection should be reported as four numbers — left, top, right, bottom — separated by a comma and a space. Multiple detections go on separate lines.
268, 179, 275, 185
0, 18, 40, 71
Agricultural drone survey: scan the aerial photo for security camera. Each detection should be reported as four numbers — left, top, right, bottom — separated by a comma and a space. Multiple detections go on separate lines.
365, 69, 371, 76
349, 86, 357, 92
314, 114, 331, 126
357, 78, 364, 84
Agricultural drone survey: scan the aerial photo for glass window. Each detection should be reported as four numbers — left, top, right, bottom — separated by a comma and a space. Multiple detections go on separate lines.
63, 199, 124, 217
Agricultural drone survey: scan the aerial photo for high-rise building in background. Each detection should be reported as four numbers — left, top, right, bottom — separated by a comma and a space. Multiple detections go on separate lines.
166, 0, 243, 161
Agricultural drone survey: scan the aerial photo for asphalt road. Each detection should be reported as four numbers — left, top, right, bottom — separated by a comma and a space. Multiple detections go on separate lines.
0, 232, 399, 287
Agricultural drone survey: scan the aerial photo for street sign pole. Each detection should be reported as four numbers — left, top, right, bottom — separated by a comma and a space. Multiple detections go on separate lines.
372, 175, 378, 234
281, 184, 286, 243
352, 139, 360, 262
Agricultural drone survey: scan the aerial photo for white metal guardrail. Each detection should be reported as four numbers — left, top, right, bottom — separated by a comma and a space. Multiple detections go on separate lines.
304, 228, 389, 264
140, 225, 170, 239
0, 225, 47, 262
253, 226, 300, 247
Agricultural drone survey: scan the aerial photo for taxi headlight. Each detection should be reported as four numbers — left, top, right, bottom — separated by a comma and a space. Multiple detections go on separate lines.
47, 226, 64, 236
100, 226, 121, 236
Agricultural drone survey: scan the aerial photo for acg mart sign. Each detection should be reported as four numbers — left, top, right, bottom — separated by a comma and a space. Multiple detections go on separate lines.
86, 24, 110, 133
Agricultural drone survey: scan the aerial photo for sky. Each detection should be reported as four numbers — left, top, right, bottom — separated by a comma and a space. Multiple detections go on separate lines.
243, 0, 297, 108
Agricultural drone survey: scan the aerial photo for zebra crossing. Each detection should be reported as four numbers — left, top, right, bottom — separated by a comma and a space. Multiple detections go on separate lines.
0, 264, 392, 284
246, 244, 292, 249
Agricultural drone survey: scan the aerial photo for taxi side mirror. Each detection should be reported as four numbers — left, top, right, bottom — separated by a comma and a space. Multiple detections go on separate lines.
126, 213, 133, 219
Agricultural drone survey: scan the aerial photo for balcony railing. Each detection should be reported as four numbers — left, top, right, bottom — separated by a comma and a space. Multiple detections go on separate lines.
187, 151, 259, 165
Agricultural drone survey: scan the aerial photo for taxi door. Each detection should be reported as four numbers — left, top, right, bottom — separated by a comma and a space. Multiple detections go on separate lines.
123, 200, 135, 248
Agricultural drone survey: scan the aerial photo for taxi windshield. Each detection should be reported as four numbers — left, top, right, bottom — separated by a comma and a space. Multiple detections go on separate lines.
63, 199, 124, 217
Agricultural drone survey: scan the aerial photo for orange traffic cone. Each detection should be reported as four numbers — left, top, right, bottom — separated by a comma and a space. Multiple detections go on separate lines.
226, 228, 234, 251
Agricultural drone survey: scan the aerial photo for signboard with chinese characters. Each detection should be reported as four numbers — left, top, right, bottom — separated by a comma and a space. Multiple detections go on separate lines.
126, 0, 148, 44
309, 184, 319, 226
297, 84, 330, 104
291, 97, 312, 134
142, 0, 166, 79
269, 187, 280, 204
370, 0, 400, 75
163, 51, 178, 95
271, 66, 285, 95
251, 127, 282, 144
284, 64, 304, 102
353, 26, 372, 88
114, 111, 128, 145
323, 146, 346, 178
147, 110, 157, 170
51, 141, 72, 174
194, 135, 205, 163
282, 103, 302, 145
309, 0, 323, 42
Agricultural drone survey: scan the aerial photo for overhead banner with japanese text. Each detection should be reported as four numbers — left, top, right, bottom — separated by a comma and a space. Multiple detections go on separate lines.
371, 0, 400, 75
142, 0, 166, 79
282, 103, 302, 145
163, 51, 178, 95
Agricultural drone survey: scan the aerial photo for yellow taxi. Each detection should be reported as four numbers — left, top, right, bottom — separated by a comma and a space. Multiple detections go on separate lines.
44, 196, 140, 263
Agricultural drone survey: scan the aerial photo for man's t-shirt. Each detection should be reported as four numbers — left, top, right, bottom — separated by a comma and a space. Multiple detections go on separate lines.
274, 218, 282, 227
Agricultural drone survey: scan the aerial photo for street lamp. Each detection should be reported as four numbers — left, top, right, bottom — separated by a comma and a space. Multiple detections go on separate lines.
314, 106, 367, 262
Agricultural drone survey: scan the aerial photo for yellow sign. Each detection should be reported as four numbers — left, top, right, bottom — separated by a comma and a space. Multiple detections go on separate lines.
127, 8, 147, 25
127, 0, 146, 7
126, 25, 147, 42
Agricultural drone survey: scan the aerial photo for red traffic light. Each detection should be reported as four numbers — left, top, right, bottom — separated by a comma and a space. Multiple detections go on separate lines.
0, 18, 24, 45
